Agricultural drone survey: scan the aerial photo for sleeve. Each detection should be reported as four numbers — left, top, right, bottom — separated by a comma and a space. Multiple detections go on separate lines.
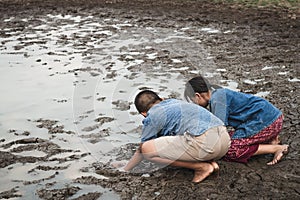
210, 90, 229, 125
140, 116, 164, 142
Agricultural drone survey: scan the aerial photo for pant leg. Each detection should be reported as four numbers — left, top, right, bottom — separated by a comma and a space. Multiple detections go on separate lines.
223, 115, 284, 163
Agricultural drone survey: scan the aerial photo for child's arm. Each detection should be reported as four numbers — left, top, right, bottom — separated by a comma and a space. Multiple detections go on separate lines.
124, 144, 144, 171
211, 100, 228, 124
210, 90, 228, 125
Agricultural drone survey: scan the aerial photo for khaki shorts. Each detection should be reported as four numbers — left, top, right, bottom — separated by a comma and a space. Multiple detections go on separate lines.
153, 126, 231, 161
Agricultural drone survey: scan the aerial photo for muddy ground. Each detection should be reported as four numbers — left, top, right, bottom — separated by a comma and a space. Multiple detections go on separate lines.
0, 0, 299, 199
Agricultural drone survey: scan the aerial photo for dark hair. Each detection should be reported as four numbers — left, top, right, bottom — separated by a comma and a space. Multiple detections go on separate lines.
184, 76, 210, 101
134, 90, 162, 113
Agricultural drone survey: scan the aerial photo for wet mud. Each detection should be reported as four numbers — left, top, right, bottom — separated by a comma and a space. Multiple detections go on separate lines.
0, 0, 299, 199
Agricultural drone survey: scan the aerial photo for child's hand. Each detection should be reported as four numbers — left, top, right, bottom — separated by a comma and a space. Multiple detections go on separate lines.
111, 160, 127, 171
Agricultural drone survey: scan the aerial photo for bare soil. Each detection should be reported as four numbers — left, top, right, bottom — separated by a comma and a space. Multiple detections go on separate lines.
0, 0, 299, 199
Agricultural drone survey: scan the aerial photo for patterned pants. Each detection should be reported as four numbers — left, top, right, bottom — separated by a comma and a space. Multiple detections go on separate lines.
223, 115, 284, 163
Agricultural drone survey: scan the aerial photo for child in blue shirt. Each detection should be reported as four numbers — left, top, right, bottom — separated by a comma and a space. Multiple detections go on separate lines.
118, 90, 231, 183
184, 76, 289, 165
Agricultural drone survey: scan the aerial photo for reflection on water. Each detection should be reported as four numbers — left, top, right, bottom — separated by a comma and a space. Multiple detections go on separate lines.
0, 13, 225, 198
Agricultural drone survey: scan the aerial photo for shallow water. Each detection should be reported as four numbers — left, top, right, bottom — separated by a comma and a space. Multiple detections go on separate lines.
0, 12, 249, 199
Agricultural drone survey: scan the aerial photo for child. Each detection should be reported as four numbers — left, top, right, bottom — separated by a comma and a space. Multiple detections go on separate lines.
117, 90, 231, 183
184, 76, 289, 165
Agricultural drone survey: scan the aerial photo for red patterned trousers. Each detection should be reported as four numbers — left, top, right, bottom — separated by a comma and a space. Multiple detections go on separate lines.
223, 115, 284, 163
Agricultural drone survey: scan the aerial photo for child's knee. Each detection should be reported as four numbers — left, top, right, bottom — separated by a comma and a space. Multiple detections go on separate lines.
141, 140, 157, 159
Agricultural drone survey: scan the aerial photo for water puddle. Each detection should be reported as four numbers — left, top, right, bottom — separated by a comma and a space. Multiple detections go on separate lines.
0, 12, 235, 198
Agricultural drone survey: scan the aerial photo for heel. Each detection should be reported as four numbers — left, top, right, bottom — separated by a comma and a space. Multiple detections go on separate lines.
211, 161, 220, 179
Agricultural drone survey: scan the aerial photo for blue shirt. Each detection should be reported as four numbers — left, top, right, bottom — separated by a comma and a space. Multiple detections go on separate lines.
209, 88, 282, 139
141, 99, 224, 142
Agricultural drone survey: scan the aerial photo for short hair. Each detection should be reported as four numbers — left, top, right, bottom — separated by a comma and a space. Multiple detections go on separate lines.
134, 90, 162, 113
184, 76, 210, 101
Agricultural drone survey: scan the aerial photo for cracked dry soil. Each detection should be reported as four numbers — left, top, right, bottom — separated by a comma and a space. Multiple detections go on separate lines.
0, 0, 299, 199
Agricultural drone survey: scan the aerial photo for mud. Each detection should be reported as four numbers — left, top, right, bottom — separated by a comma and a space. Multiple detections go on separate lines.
0, 0, 299, 199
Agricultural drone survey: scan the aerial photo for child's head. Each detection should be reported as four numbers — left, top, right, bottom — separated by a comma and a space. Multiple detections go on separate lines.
184, 76, 211, 107
134, 90, 162, 116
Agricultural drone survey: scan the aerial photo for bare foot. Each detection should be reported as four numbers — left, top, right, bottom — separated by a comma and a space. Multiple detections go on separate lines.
210, 161, 220, 177
192, 162, 214, 183
270, 135, 281, 145
210, 161, 219, 171
267, 145, 289, 165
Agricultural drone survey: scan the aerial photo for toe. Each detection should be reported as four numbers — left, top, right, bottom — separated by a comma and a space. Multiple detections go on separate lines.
267, 146, 288, 165
211, 161, 219, 171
